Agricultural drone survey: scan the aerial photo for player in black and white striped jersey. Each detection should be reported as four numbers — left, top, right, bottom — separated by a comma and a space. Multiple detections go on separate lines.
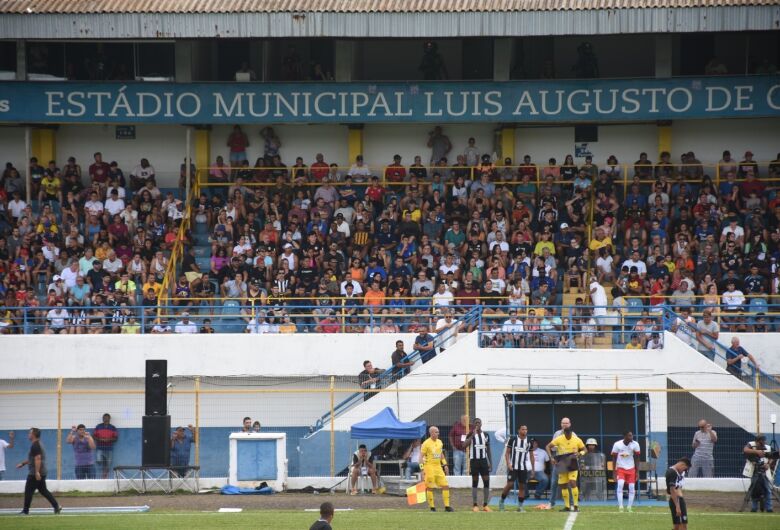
464, 418, 492, 512
499, 425, 535, 512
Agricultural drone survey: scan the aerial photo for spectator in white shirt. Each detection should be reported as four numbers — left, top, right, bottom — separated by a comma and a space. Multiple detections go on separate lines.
722, 281, 745, 311
130, 158, 156, 191
432, 283, 454, 307
621, 250, 647, 277
60, 260, 81, 289
84, 191, 104, 217
502, 309, 525, 347
174, 313, 198, 334
7, 191, 26, 221
104, 189, 125, 216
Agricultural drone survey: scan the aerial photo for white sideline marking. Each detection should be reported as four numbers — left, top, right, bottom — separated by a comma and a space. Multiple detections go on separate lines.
563, 510, 578, 530
217, 508, 242, 513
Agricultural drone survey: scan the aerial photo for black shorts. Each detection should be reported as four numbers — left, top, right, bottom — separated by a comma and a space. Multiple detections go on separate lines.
669, 497, 687, 525
507, 469, 529, 483
470, 458, 490, 476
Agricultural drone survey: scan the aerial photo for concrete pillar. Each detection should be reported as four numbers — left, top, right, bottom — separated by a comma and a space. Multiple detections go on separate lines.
500, 126, 515, 163
654, 35, 673, 79
261, 41, 271, 82
194, 127, 211, 176
16, 40, 26, 81
493, 38, 514, 81
347, 125, 364, 167
249, 40, 264, 81
657, 123, 672, 158
31, 128, 56, 166
175, 41, 192, 82
334, 40, 355, 82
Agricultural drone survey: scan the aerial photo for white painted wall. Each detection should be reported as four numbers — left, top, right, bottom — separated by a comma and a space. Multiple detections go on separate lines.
671, 118, 780, 165
515, 123, 658, 165
0, 125, 26, 175
720, 332, 780, 375
0, 332, 418, 379
208, 124, 348, 170
56, 124, 192, 187
363, 123, 497, 168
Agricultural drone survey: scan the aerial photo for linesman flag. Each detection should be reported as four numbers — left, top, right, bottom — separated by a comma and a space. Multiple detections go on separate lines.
406, 482, 427, 505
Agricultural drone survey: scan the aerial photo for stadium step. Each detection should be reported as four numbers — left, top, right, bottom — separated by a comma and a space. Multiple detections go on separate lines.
195, 256, 211, 271
193, 246, 210, 257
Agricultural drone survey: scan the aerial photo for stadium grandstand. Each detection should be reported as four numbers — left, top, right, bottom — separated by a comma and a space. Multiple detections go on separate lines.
0, 0, 779, 527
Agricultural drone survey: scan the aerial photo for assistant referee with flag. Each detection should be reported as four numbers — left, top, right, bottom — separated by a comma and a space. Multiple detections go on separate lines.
420, 426, 454, 512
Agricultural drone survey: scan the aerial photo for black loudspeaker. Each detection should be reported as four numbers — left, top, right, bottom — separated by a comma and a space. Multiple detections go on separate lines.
145, 359, 167, 416
142, 415, 171, 467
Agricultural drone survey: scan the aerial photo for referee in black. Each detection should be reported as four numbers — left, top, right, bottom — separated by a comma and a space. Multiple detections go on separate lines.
17, 428, 61, 515
500, 424, 534, 512
464, 418, 492, 512
665, 457, 691, 530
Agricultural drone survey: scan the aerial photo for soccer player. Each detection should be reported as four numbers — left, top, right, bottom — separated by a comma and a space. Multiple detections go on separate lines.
546, 425, 586, 512
309, 501, 334, 530
666, 457, 691, 530
500, 424, 534, 512
611, 431, 641, 512
421, 426, 454, 512
464, 418, 492, 512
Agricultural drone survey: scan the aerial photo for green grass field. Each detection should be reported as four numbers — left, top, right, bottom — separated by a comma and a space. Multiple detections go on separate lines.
2, 508, 779, 529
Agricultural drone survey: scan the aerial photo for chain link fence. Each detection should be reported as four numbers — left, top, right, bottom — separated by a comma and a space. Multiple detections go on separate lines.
0, 375, 776, 481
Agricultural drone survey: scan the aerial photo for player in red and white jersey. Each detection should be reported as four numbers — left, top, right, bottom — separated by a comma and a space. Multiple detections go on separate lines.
611, 431, 641, 512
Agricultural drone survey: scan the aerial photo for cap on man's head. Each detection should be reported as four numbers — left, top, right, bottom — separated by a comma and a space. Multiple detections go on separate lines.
560, 223, 569, 229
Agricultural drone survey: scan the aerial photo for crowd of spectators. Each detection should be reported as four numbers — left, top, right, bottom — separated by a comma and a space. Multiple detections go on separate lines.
0, 152, 184, 333
3, 125, 780, 344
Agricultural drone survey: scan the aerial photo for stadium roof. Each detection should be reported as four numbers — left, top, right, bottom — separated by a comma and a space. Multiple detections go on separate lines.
0, 0, 778, 13
0, 0, 777, 38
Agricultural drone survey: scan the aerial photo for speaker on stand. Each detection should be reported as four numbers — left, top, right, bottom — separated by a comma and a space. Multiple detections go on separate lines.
142, 360, 170, 467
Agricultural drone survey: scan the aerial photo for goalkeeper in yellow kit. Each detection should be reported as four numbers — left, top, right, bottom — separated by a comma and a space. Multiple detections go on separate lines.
420, 426, 454, 512
546, 426, 586, 512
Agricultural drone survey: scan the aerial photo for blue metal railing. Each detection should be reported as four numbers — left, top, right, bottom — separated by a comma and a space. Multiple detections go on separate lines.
0, 303, 479, 335
310, 306, 482, 433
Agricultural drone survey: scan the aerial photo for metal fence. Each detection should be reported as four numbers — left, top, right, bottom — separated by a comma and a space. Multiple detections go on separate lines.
0, 375, 776, 482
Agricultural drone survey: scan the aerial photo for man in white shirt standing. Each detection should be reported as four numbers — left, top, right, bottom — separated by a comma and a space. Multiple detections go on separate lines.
611, 431, 641, 512
0, 431, 14, 480
434, 311, 459, 350
589, 277, 608, 329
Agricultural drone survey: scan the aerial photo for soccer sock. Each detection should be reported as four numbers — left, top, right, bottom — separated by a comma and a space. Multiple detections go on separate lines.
572, 487, 579, 507
627, 483, 635, 507
563, 486, 570, 509
442, 488, 450, 507
427, 490, 435, 508
472, 486, 478, 505
617, 479, 625, 508
483, 486, 490, 506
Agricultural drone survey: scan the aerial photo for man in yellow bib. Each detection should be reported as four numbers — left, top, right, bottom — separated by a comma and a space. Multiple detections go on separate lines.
420, 426, 454, 512
546, 425, 586, 512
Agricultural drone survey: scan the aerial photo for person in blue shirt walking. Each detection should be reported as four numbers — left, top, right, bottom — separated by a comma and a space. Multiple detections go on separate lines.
170, 425, 196, 477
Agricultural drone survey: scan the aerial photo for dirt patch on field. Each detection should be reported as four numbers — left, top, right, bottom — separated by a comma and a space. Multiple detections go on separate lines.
0, 490, 747, 513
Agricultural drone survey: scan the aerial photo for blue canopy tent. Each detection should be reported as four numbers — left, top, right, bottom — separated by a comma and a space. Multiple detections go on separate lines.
350, 407, 427, 440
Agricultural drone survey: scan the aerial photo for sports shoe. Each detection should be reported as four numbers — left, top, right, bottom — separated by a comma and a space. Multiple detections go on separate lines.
517, 505, 525, 513
19, 511, 29, 516
572, 506, 579, 512
482, 505, 492, 512
54, 506, 62, 514
627, 507, 633, 513
430, 507, 436, 512
498, 500, 505, 511
472, 505, 480, 512
559, 507, 570, 512
619, 506, 624, 512
445, 506, 455, 512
